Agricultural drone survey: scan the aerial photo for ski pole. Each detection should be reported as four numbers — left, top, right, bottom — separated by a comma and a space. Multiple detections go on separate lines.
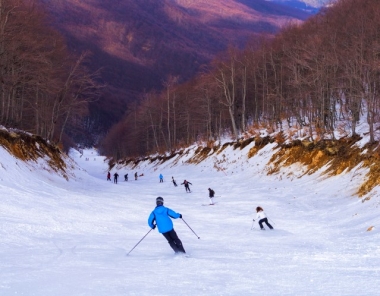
268, 217, 276, 225
251, 219, 255, 230
181, 218, 200, 239
126, 228, 154, 256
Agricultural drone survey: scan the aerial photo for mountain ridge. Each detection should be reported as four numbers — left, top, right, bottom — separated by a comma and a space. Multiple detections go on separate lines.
38, 0, 311, 140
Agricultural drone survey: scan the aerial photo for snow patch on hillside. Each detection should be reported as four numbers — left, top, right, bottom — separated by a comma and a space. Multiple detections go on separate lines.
269, 0, 333, 9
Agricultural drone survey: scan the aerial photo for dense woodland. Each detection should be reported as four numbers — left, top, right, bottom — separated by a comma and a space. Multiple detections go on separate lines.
100, 0, 380, 159
2, 0, 380, 159
0, 0, 100, 150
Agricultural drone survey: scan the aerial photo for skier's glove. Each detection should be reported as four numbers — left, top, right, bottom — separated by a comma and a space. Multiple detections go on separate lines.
179, 214, 182, 218
152, 224, 156, 229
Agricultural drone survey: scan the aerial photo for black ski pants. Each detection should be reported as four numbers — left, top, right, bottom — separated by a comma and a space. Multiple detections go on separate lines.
259, 218, 273, 230
185, 185, 191, 192
162, 229, 186, 253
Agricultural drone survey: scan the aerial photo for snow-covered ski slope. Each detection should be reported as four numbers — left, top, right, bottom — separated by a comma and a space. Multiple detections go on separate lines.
1, 143, 379, 296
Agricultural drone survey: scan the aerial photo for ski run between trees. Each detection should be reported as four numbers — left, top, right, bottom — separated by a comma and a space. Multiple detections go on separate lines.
0, 147, 379, 296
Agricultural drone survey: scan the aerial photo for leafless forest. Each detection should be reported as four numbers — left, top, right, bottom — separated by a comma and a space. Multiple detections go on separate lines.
100, 0, 380, 159
0, 0, 100, 150
2, 0, 380, 158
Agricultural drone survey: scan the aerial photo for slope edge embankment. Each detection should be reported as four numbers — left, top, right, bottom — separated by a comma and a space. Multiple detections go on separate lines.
110, 135, 380, 199
0, 128, 69, 180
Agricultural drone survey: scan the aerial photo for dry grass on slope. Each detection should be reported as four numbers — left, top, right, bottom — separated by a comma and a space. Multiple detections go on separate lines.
268, 136, 380, 197
0, 130, 68, 179
113, 134, 380, 198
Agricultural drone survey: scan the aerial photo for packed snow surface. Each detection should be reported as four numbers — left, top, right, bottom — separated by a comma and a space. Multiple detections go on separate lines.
0, 146, 379, 295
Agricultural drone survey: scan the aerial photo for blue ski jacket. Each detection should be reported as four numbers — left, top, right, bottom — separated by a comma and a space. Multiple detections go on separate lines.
148, 205, 181, 234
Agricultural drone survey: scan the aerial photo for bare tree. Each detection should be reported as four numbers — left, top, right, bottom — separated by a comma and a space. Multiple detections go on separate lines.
212, 48, 239, 139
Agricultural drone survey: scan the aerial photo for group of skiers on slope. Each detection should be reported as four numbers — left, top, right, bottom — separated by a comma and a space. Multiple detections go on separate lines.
107, 171, 192, 192
108, 171, 273, 254
147, 196, 274, 255
107, 171, 140, 183
158, 171, 210, 192
159, 174, 193, 193
106, 171, 119, 184
160, 174, 216, 205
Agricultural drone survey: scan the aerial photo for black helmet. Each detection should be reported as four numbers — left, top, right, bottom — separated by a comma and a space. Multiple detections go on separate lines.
156, 196, 164, 206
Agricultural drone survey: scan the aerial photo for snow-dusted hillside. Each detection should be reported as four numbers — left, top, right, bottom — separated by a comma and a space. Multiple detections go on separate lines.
270, 0, 335, 11
301, 0, 333, 7
1, 133, 379, 295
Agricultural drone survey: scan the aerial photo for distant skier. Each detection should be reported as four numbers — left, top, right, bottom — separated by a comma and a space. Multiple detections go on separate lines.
148, 197, 186, 254
124, 173, 128, 181
159, 173, 164, 183
107, 171, 111, 181
172, 176, 177, 187
135, 172, 138, 181
113, 172, 119, 184
254, 206, 273, 230
208, 188, 215, 205
181, 180, 192, 193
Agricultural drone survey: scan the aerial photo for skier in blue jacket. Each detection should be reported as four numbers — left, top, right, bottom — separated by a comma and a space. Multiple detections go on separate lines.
148, 197, 186, 254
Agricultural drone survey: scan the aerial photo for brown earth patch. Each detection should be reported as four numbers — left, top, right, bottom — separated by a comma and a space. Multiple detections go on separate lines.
216, 142, 233, 155
248, 136, 272, 158
0, 129, 67, 178
186, 147, 212, 164
267, 136, 380, 197
367, 226, 375, 231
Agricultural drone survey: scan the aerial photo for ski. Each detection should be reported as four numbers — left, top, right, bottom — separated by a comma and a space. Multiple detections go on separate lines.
174, 253, 190, 258
174, 255, 191, 259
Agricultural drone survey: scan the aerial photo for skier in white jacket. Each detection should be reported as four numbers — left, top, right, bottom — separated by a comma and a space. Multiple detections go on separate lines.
255, 206, 273, 230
